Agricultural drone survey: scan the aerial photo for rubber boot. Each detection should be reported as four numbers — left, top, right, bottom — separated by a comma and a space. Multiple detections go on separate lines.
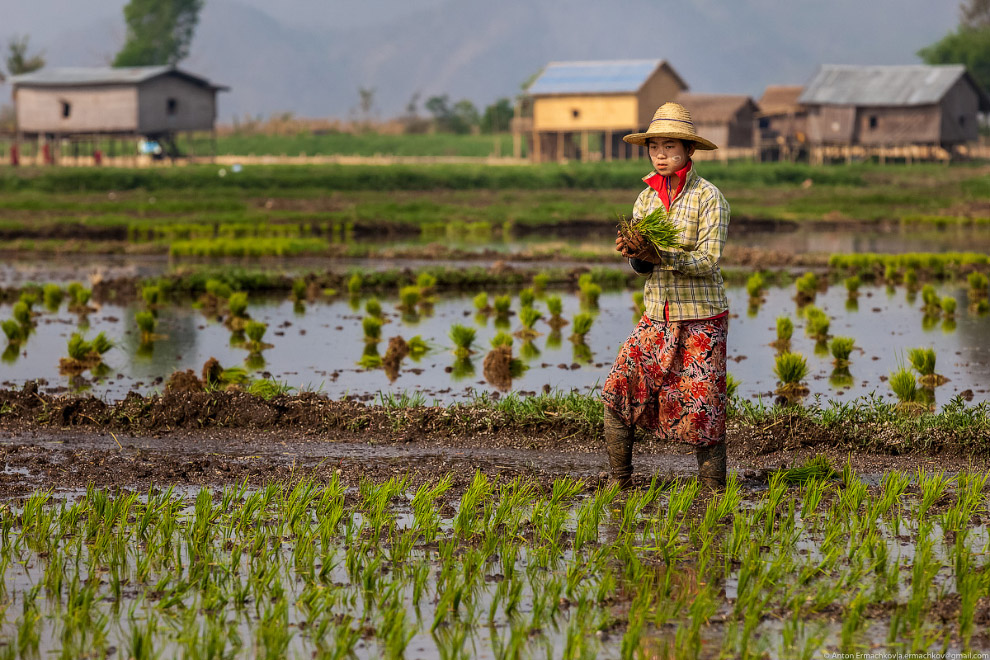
604, 406, 634, 489
696, 442, 727, 490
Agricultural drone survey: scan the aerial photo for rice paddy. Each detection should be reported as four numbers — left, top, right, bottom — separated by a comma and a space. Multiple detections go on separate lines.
2, 160, 990, 656
0, 466, 984, 657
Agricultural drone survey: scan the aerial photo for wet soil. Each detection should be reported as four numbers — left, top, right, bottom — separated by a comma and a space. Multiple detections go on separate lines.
0, 388, 986, 498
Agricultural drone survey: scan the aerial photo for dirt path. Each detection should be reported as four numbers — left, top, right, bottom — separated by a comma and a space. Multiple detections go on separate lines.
1, 423, 983, 499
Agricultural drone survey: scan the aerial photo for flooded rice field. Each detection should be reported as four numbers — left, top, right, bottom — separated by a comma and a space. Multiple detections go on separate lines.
0, 470, 988, 658
2, 281, 988, 408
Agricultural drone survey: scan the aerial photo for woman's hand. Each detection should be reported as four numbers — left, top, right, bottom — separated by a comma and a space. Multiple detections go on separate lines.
616, 229, 660, 263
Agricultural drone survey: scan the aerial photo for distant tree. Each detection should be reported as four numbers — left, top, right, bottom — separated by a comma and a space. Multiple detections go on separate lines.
961, 0, 990, 28
425, 95, 479, 134
481, 97, 513, 133
113, 0, 204, 67
919, 0, 990, 94
5, 35, 46, 76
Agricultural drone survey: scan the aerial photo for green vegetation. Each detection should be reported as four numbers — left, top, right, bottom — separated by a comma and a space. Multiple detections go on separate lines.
570, 313, 593, 343
746, 272, 765, 299
844, 275, 861, 296
365, 298, 384, 319
795, 272, 818, 303
135, 310, 158, 343
829, 337, 855, 367
776, 316, 793, 343
774, 352, 809, 396
448, 324, 477, 359
618, 206, 681, 250
363, 316, 383, 343
890, 368, 920, 406
803, 306, 830, 341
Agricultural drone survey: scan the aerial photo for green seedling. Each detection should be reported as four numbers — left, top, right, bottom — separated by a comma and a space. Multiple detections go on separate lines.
533, 272, 550, 292
473, 292, 490, 313
12, 301, 32, 327
43, 283, 64, 310
519, 288, 535, 309
365, 297, 384, 318
493, 295, 512, 317
774, 352, 808, 397
844, 275, 861, 296
889, 367, 920, 405
617, 206, 681, 250
398, 285, 420, 311
776, 316, 793, 343
829, 337, 854, 367
449, 324, 476, 358
292, 278, 307, 302
135, 310, 159, 344
362, 316, 383, 343
803, 306, 830, 340
570, 313, 593, 342
746, 272, 765, 299
795, 272, 818, 302
347, 273, 362, 295
244, 320, 272, 352
941, 296, 956, 317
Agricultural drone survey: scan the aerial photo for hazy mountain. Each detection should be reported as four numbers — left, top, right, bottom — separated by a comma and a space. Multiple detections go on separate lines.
3, 0, 959, 122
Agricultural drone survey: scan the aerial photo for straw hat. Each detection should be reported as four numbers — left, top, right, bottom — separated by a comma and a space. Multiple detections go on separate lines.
622, 102, 718, 150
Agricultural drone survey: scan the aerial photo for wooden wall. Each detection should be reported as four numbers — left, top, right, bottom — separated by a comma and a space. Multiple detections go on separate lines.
636, 64, 690, 127
532, 94, 637, 132
806, 105, 857, 144
138, 76, 218, 134
938, 78, 981, 144
15, 86, 138, 133
855, 105, 940, 145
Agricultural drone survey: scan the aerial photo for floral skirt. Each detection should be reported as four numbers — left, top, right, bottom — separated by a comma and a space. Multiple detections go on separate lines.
601, 314, 728, 447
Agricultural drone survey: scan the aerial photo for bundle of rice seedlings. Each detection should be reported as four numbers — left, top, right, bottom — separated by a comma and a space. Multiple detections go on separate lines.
18, 292, 37, 309
941, 296, 957, 317
617, 206, 681, 251
407, 335, 430, 359
515, 307, 543, 340
60, 332, 113, 374
93, 332, 113, 355
248, 378, 296, 400
43, 284, 64, 311
12, 302, 32, 328
292, 278, 307, 302
844, 275, 861, 297
829, 336, 855, 367
908, 347, 946, 387
803, 306, 830, 341
398, 285, 420, 311
920, 285, 941, 315
795, 272, 818, 303
579, 281, 601, 308
773, 352, 809, 397
473, 292, 491, 314
883, 264, 897, 283
890, 367, 921, 408
546, 295, 567, 329
141, 285, 164, 308
67, 333, 92, 361
347, 273, 363, 295
967, 272, 988, 300
244, 321, 273, 353
362, 316, 383, 343
2, 319, 25, 345
416, 272, 437, 293
570, 313, 593, 343
365, 298, 384, 319
775, 316, 793, 345
491, 331, 513, 348
903, 268, 918, 290
135, 310, 158, 343
519, 288, 535, 309
493, 295, 512, 317
449, 324, 477, 358
773, 455, 837, 485
532, 272, 550, 293
205, 279, 232, 300
228, 292, 249, 317
746, 272, 765, 300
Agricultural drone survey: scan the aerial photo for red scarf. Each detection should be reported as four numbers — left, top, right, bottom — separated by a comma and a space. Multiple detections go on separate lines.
646, 161, 692, 211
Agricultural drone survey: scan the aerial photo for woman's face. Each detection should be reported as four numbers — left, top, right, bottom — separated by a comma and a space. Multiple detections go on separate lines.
648, 138, 694, 176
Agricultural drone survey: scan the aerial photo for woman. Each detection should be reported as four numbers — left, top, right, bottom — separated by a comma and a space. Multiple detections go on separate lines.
602, 102, 730, 489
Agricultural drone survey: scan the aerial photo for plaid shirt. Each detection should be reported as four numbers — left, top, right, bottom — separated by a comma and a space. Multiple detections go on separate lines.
632, 166, 730, 322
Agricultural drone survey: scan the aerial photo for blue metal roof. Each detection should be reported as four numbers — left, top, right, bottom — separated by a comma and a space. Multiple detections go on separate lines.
526, 60, 665, 95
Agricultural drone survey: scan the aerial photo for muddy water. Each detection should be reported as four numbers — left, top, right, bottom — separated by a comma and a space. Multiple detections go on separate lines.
1, 283, 988, 406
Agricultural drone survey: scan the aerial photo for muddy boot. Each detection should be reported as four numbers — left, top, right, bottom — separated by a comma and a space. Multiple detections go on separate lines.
604, 406, 634, 489
696, 442, 727, 490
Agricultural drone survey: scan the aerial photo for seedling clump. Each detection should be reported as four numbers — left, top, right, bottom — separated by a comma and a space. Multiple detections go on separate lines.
908, 347, 946, 388
774, 352, 809, 398
570, 313, 593, 343
449, 324, 477, 358
617, 206, 681, 251
829, 336, 855, 367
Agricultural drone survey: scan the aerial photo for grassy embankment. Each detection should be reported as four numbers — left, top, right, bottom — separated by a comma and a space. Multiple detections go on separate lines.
0, 162, 986, 259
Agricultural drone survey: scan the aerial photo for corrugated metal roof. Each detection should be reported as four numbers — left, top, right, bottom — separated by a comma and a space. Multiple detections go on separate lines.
798, 64, 967, 106
11, 66, 225, 90
526, 60, 665, 95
